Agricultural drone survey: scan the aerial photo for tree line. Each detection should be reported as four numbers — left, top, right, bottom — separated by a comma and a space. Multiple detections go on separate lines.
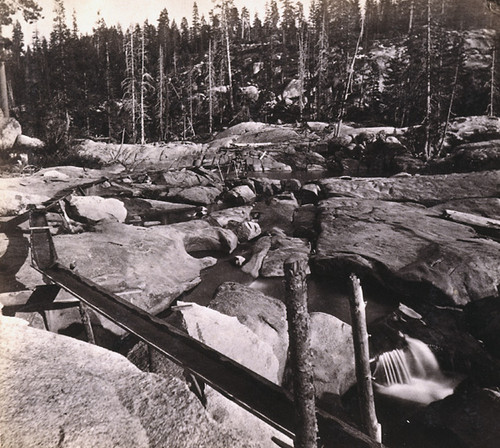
2, 0, 499, 157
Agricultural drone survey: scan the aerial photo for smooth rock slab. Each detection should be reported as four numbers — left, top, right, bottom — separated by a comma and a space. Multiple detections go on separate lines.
16, 221, 221, 315
0, 315, 259, 448
178, 301, 280, 383
315, 198, 500, 305
319, 170, 499, 205
210, 282, 288, 381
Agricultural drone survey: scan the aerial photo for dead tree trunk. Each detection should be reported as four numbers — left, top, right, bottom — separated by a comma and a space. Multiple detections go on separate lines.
0, 60, 9, 118
284, 255, 317, 448
348, 274, 381, 443
208, 39, 214, 134
336, 14, 365, 137
423, 0, 433, 159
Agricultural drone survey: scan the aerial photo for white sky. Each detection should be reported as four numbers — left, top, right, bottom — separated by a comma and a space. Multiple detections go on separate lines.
13, 0, 312, 43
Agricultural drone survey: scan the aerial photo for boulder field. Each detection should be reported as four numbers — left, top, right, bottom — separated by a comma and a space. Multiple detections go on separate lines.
1, 118, 499, 447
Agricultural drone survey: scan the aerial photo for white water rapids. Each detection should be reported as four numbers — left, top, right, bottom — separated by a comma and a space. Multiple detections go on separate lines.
373, 336, 463, 405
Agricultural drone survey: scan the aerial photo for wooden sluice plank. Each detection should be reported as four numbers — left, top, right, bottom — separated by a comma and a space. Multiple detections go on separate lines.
28, 210, 383, 448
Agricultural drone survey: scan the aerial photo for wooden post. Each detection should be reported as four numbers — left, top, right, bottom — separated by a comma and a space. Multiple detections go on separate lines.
348, 274, 382, 443
78, 302, 96, 344
284, 255, 317, 448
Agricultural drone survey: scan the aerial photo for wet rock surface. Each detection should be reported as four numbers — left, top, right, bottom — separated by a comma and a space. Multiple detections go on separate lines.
409, 381, 500, 448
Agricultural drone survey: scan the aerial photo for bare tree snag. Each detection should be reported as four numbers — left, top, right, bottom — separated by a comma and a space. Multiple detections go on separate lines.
284, 255, 317, 448
348, 274, 382, 443
0, 60, 9, 118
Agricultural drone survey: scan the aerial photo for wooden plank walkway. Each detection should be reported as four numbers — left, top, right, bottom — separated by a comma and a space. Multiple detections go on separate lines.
29, 209, 383, 448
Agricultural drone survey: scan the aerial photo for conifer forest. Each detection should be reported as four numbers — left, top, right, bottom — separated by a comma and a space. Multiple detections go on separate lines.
2, 0, 500, 158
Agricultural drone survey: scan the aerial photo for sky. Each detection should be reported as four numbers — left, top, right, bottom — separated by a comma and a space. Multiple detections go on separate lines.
13, 0, 311, 43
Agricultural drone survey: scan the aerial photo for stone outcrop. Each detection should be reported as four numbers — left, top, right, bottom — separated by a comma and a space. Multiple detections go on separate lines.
316, 171, 500, 306
0, 167, 108, 217
315, 197, 500, 306
410, 381, 500, 448
178, 301, 280, 383
15, 221, 232, 316
319, 170, 499, 205
170, 185, 222, 205
168, 220, 238, 253
427, 139, 500, 174
176, 297, 292, 448
0, 315, 259, 448
208, 205, 253, 227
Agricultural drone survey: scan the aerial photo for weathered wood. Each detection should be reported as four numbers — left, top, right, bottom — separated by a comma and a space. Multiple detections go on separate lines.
78, 302, 96, 345
443, 209, 500, 231
348, 274, 382, 443
284, 255, 318, 448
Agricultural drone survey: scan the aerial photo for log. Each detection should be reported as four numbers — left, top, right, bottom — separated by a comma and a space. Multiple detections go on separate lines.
443, 209, 500, 231
348, 274, 382, 443
284, 255, 318, 448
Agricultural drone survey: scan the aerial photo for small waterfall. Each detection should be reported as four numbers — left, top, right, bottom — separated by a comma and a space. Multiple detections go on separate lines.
377, 348, 412, 386
374, 336, 462, 405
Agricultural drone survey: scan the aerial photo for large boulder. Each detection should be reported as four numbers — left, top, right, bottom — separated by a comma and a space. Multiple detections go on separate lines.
314, 197, 500, 306
225, 185, 256, 205
283, 312, 356, 399
465, 297, 500, 359
253, 193, 299, 234
0, 117, 22, 151
0, 315, 259, 448
208, 205, 253, 227
168, 220, 238, 253
210, 282, 288, 380
178, 301, 280, 383
177, 301, 290, 448
428, 139, 500, 173
66, 195, 128, 223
